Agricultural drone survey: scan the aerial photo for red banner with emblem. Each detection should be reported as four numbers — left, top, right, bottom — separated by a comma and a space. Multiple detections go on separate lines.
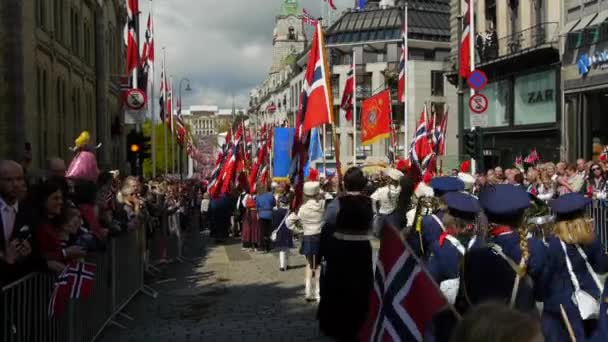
361, 90, 392, 146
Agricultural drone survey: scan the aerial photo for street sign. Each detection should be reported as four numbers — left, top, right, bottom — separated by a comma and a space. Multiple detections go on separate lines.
467, 69, 488, 91
469, 93, 488, 114
125, 88, 147, 111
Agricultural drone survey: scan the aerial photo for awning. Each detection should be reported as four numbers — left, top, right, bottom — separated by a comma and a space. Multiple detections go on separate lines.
561, 19, 580, 35
589, 10, 608, 27
571, 13, 598, 32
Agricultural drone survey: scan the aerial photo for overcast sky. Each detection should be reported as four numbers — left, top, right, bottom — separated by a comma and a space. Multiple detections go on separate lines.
151, 0, 353, 111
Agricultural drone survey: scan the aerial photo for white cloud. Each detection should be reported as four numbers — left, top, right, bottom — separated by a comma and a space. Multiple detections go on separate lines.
151, 0, 354, 110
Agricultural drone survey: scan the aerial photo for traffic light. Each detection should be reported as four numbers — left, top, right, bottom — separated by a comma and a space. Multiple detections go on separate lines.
126, 129, 139, 166
463, 128, 484, 161
139, 132, 152, 161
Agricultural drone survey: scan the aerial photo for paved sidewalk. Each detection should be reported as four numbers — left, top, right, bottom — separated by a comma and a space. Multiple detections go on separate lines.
98, 232, 332, 342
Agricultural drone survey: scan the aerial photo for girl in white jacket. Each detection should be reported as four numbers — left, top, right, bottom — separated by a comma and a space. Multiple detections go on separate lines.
286, 181, 325, 302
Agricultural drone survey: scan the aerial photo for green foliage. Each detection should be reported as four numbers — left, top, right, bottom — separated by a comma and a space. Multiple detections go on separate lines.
141, 120, 181, 178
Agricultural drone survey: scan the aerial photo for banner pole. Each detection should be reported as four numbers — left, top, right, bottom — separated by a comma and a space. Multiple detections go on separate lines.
352, 51, 357, 167
403, 4, 408, 159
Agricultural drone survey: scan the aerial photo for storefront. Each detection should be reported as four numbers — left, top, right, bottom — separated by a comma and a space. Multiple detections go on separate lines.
563, 39, 608, 161
464, 67, 561, 167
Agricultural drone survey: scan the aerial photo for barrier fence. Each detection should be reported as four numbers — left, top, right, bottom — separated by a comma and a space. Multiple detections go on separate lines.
2, 228, 145, 342
588, 200, 608, 251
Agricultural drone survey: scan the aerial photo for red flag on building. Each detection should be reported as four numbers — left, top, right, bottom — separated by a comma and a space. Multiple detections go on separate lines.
302, 8, 319, 27
141, 11, 154, 79
341, 63, 354, 121
398, 16, 407, 103
459, 0, 473, 78
359, 224, 450, 342
124, 0, 140, 74
361, 90, 391, 146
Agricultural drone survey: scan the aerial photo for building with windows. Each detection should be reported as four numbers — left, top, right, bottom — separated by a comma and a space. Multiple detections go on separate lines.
251, 0, 458, 169
561, 0, 608, 161
448, 0, 562, 166
0, 0, 125, 169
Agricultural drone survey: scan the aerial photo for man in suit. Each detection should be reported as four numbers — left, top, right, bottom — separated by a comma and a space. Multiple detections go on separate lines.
0, 160, 34, 284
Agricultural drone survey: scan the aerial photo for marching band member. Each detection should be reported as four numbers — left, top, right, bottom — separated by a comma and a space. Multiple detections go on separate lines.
272, 194, 293, 271
427, 191, 482, 304
541, 193, 608, 341
286, 181, 325, 302
370, 168, 403, 237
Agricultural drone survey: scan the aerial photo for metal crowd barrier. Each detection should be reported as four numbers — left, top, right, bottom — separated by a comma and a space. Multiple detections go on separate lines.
588, 199, 608, 252
1, 228, 147, 342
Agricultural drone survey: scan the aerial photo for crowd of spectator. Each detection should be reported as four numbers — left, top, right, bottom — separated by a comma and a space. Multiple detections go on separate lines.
0, 157, 201, 288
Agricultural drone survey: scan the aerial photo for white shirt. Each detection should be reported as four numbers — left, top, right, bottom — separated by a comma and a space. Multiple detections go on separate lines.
370, 185, 401, 215
0, 197, 19, 247
286, 199, 325, 236
200, 199, 210, 213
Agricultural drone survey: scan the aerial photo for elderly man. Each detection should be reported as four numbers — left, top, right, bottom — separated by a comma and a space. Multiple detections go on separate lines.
0, 160, 38, 284
576, 158, 587, 179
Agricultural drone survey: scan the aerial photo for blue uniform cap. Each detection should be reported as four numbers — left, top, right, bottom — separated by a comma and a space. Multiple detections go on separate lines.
479, 184, 530, 220
430, 177, 465, 195
442, 192, 481, 220
549, 193, 591, 221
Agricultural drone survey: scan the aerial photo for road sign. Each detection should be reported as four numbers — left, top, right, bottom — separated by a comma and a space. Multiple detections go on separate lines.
467, 69, 488, 91
469, 93, 488, 114
125, 88, 147, 111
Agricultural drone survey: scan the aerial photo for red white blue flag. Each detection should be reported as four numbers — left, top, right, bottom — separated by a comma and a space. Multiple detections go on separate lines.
398, 16, 407, 103
124, 0, 140, 74
359, 224, 450, 342
290, 22, 334, 208
459, 0, 473, 78
302, 8, 318, 27
324, 0, 337, 10
341, 62, 354, 121
409, 105, 433, 170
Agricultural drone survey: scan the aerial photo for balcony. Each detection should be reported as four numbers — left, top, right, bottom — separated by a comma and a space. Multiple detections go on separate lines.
476, 22, 559, 65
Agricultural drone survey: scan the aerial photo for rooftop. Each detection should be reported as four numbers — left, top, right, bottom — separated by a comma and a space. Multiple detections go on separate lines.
190, 105, 219, 112
325, 0, 450, 46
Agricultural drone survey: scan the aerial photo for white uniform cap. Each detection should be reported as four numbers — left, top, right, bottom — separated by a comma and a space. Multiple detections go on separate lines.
386, 168, 404, 181
303, 181, 321, 196
458, 172, 475, 191
414, 182, 434, 198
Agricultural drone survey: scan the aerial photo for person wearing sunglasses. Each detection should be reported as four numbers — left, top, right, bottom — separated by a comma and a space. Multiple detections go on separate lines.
586, 163, 607, 199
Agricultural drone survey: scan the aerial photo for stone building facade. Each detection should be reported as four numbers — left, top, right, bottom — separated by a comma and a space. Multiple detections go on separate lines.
0, 0, 125, 169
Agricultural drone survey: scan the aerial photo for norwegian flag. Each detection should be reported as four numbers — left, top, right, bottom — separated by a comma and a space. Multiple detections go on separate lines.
359, 224, 450, 342
435, 110, 448, 156
600, 146, 608, 161
290, 22, 334, 208
427, 111, 436, 153
398, 15, 407, 103
124, 0, 140, 74
66, 261, 96, 299
515, 155, 524, 166
341, 62, 354, 121
212, 126, 244, 196
166, 78, 173, 126
141, 11, 154, 80
266, 102, 277, 113
324, 0, 337, 10
302, 8, 318, 27
159, 58, 168, 122
48, 269, 70, 318
408, 105, 433, 171
525, 149, 540, 165
459, 0, 473, 78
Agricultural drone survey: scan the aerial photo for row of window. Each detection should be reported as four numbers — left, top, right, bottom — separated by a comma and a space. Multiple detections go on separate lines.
195, 130, 215, 136
194, 120, 215, 130
36, 66, 95, 162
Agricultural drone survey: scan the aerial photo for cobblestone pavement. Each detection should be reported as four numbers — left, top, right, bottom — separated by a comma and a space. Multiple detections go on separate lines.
98, 231, 334, 342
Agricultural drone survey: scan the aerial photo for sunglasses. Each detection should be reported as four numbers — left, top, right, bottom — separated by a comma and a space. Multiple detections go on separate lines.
592, 167, 602, 171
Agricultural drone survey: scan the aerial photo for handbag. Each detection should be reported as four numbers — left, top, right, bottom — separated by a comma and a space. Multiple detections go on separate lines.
270, 214, 289, 242
560, 240, 604, 320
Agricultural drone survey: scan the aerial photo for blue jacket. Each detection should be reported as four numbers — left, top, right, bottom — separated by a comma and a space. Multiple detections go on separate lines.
427, 235, 482, 283
407, 211, 445, 259
255, 192, 275, 220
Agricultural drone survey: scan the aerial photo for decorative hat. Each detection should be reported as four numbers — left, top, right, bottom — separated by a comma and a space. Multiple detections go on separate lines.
549, 193, 591, 221
479, 184, 530, 220
396, 159, 410, 173
414, 181, 435, 198
458, 172, 476, 191
430, 176, 465, 196
442, 192, 481, 220
308, 168, 320, 181
303, 181, 321, 196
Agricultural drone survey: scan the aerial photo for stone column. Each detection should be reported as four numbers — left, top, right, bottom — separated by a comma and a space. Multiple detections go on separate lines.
496, 0, 509, 56
95, 3, 110, 169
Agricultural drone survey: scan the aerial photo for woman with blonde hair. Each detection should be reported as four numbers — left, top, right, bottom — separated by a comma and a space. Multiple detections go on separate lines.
542, 193, 608, 341
286, 181, 325, 302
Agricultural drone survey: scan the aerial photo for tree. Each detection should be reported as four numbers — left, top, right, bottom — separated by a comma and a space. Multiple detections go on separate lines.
141, 120, 181, 178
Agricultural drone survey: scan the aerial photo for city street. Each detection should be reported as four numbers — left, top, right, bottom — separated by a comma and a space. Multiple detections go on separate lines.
98, 231, 331, 342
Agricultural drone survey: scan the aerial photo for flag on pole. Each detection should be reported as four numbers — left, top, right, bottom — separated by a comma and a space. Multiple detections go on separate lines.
159, 59, 167, 122
459, 0, 473, 78
409, 105, 433, 171
124, 0, 139, 74
359, 224, 450, 342
141, 11, 154, 79
398, 19, 407, 103
290, 22, 334, 208
324, 0, 337, 10
525, 149, 540, 165
302, 8, 319, 26
600, 147, 608, 161
435, 110, 448, 156
341, 63, 354, 121
361, 90, 392, 146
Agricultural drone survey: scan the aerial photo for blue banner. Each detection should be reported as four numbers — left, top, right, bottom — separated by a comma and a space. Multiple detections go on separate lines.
305, 128, 323, 177
273, 128, 294, 178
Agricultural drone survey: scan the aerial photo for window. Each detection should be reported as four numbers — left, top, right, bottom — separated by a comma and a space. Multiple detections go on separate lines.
463, 79, 510, 129
513, 70, 556, 125
431, 71, 444, 96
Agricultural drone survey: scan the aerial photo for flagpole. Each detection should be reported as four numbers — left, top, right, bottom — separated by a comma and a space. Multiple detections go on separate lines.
150, 0, 156, 178
170, 76, 176, 175
322, 126, 327, 177
403, 4, 408, 160
352, 51, 357, 166
163, 48, 168, 176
